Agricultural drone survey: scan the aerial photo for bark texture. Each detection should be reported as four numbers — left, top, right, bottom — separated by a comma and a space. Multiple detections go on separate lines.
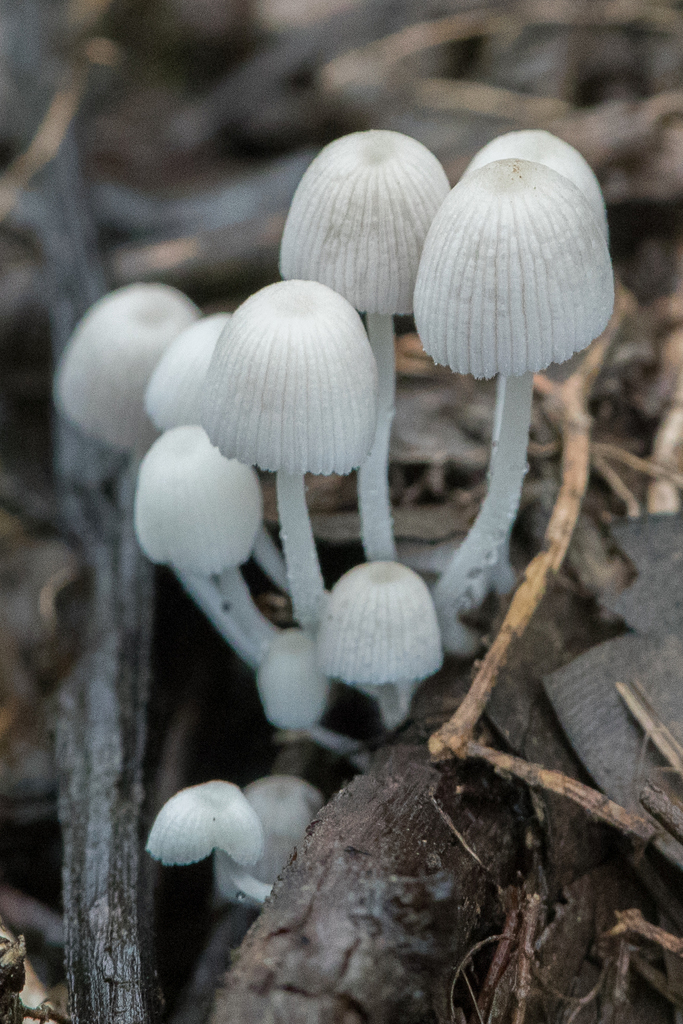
210, 742, 529, 1024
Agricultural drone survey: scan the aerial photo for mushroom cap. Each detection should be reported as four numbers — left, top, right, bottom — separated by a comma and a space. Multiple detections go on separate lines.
145, 313, 231, 430
413, 158, 614, 379
464, 130, 608, 240
256, 628, 330, 729
146, 780, 265, 866
54, 283, 200, 451
134, 425, 262, 575
317, 561, 443, 687
243, 775, 324, 883
201, 279, 378, 475
280, 129, 450, 315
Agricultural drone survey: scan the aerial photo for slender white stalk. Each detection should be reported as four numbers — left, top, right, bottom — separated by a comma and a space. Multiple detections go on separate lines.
358, 312, 397, 561
224, 865, 272, 904
276, 471, 325, 630
217, 566, 278, 663
488, 375, 518, 596
357, 681, 414, 731
174, 570, 264, 670
252, 524, 289, 593
434, 371, 534, 654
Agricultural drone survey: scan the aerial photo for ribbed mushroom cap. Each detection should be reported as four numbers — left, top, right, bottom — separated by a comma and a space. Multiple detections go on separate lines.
414, 159, 614, 379
145, 313, 230, 430
257, 628, 330, 729
146, 780, 265, 866
134, 425, 262, 575
280, 130, 450, 315
202, 279, 378, 475
54, 283, 200, 450
464, 130, 608, 240
317, 561, 443, 686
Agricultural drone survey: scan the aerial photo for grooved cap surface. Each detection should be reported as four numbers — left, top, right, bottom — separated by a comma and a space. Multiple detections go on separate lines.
414, 158, 614, 379
146, 781, 265, 866
317, 561, 443, 686
54, 283, 200, 450
145, 313, 230, 430
202, 279, 378, 474
134, 425, 262, 574
280, 130, 450, 314
464, 130, 608, 239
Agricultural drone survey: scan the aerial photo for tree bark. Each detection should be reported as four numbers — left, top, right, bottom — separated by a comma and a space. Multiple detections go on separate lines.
210, 741, 528, 1024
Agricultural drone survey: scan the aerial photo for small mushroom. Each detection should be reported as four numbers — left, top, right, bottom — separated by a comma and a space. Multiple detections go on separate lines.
280, 129, 450, 563
414, 158, 614, 653
54, 282, 200, 452
134, 424, 276, 667
317, 561, 443, 728
256, 627, 330, 730
202, 279, 377, 632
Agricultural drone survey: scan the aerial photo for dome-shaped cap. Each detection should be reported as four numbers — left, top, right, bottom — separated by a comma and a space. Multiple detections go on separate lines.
134, 425, 262, 575
243, 775, 324, 883
280, 130, 450, 315
464, 130, 608, 240
146, 780, 265, 866
257, 628, 330, 729
414, 159, 614, 379
145, 313, 230, 430
202, 279, 378, 475
317, 560, 443, 687
55, 283, 200, 450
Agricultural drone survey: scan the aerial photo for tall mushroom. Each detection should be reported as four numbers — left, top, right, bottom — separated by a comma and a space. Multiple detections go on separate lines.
414, 158, 614, 653
280, 129, 450, 562
201, 279, 377, 632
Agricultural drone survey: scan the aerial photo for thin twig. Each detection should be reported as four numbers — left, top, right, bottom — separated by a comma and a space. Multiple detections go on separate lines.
591, 453, 641, 517
428, 284, 634, 760
472, 894, 520, 1023
463, 742, 656, 845
640, 781, 683, 845
449, 935, 503, 1023
616, 680, 683, 774
429, 792, 489, 875
511, 893, 542, 1024
648, 323, 683, 512
604, 908, 683, 957
592, 441, 683, 491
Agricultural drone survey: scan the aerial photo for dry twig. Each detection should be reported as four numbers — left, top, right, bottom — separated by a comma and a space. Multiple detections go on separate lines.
616, 679, 683, 774
463, 742, 656, 845
640, 781, 683, 846
429, 284, 634, 761
471, 895, 520, 1023
591, 454, 641, 517
605, 908, 683, 957
648, 325, 683, 513
511, 893, 542, 1024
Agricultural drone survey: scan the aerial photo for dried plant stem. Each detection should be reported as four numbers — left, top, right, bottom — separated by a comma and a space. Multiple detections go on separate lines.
605, 908, 683, 956
428, 284, 633, 760
463, 742, 656, 844
615, 679, 683, 773
511, 893, 542, 1024
648, 325, 683, 512
591, 453, 640, 517
592, 441, 683, 491
640, 782, 683, 846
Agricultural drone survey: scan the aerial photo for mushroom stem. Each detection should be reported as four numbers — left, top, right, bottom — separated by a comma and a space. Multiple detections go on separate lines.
174, 570, 265, 670
488, 375, 518, 596
224, 865, 272, 904
275, 471, 325, 631
251, 525, 289, 593
358, 312, 397, 562
216, 567, 279, 662
433, 371, 534, 654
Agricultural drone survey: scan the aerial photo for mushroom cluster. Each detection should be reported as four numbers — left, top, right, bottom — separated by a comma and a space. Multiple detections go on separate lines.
53, 127, 614, 900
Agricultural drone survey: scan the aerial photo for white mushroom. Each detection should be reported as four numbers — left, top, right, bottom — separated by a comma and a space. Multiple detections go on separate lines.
134, 425, 276, 667
54, 282, 200, 452
414, 158, 614, 653
256, 628, 330, 730
202, 279, 377, 632
317, 561, 443, 728
280, 129, 450, 563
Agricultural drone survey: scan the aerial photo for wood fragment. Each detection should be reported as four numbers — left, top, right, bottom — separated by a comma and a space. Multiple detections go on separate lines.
591, 453, 641, 517
428, 284, 634, 761
605, 908, 683, 957
615, 679, 683, 774
640, 782, 683, 846
648, 325, 683, 513
511, 893, 542, 1024
463, 742, 656, 844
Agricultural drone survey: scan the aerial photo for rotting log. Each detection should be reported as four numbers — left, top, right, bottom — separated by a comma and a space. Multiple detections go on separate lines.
210, 741, 529, 1024
37, 124, 158, 1023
